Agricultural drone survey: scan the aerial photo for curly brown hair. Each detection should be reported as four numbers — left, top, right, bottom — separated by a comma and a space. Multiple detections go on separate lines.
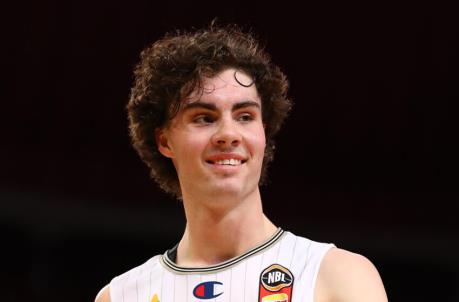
127, 24, 292, 198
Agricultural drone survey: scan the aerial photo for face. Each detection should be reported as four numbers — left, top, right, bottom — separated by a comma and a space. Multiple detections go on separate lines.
156, 68, 266, 202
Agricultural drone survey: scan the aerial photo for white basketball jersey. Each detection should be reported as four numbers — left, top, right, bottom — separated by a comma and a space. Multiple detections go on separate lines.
109, 229, 334, 302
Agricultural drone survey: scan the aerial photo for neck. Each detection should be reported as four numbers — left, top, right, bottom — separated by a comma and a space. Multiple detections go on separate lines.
176, 188, 277, 267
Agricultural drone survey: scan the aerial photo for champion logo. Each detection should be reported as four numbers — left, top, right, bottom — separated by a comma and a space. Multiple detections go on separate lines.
193, 281, 223, 299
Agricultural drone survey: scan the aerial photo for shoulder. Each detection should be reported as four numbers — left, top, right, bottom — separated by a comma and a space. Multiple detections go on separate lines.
94, 284, 111, 302
315, 248, 388, 302
94, 255, 163, 302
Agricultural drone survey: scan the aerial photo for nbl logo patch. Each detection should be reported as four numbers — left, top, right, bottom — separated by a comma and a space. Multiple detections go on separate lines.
258, 264, 294, 302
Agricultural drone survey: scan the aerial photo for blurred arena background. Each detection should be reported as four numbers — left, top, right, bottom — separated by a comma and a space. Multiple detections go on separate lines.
1, 1, 458, 301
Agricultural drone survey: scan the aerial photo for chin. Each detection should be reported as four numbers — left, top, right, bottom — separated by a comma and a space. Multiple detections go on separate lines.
206, 181, 257, 199
208, 184, 242, 196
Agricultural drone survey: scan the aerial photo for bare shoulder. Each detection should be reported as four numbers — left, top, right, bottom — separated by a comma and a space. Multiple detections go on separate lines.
315, 248, 388, 302
95, 284, 111, 302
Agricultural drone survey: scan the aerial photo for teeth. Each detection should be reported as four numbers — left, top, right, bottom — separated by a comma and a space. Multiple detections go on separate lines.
214, 159, 242, 166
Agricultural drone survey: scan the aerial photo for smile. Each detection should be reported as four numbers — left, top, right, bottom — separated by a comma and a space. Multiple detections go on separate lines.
205, 154, 247, 167
214, 159, 242, 166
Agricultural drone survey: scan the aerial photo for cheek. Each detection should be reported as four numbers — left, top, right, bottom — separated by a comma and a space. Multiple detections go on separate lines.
170, 132, 208, 159
257, 138, 267, 156
247, 128, 266, 155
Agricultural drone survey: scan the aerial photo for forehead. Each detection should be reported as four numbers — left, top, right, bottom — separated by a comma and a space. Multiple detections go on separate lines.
185, 68, 261, 106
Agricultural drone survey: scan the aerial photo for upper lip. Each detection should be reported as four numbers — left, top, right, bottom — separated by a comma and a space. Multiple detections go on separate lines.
205, 153, 247, 163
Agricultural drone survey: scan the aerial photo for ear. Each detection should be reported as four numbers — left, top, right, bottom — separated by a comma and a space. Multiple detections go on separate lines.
155, 128, 174, 158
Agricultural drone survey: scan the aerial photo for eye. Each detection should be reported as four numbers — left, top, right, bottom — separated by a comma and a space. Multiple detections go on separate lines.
237, 113, 255, 122
193, 115, 214, 124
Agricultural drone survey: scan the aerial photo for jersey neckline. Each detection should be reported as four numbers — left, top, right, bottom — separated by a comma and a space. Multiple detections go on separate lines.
160, 228, 285, 274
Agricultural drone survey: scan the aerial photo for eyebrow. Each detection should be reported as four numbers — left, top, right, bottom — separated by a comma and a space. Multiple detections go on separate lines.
182, 100, 261, 112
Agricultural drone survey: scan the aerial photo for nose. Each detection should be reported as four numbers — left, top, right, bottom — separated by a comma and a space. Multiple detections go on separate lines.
211, 118, 241, 148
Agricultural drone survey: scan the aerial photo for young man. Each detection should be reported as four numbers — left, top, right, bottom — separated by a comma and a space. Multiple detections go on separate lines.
96, 24, 387, 302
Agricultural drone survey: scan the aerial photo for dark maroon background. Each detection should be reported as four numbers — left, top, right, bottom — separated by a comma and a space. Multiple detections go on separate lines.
1, 1, 458, 301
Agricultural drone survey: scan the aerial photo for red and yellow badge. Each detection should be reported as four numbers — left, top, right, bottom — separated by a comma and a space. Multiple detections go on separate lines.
258, 264, 294, 302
